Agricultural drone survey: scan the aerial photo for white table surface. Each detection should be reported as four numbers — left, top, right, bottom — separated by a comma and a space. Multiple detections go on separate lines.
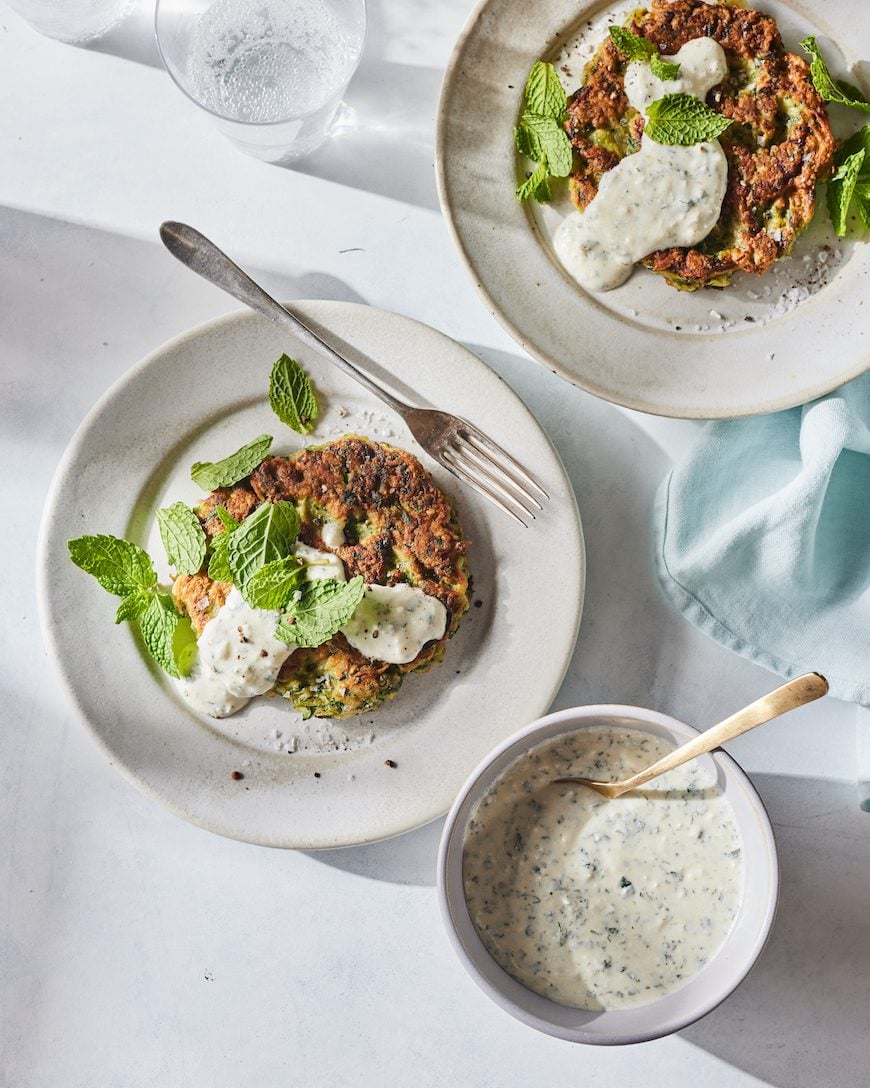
2, 2, 869, 1085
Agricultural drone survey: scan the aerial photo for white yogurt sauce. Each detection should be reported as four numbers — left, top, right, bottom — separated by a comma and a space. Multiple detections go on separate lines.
320, 518, 346, 549
177, 539, 447, 712
341, 583, 447, 664
294, 541, 346, 581
463, 726, 744, 1010
176, 588, 295, 718
553, 37, 729, 292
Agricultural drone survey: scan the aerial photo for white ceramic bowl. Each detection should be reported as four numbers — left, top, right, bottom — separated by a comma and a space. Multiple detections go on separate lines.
437, 705, 779, 1045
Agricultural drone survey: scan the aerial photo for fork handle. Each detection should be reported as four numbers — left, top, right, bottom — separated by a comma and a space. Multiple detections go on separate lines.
616, 672, 829, 793
159, 221, 409, 416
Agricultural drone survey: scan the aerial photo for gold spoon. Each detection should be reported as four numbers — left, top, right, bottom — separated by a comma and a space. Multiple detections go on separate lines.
554, 672, 829, 799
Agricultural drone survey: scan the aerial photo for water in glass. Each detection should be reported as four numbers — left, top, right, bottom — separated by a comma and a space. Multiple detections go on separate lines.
159, 0, 366, 162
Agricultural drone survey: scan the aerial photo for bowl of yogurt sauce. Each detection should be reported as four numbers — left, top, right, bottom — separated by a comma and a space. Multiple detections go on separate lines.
438, 705, 778, 1044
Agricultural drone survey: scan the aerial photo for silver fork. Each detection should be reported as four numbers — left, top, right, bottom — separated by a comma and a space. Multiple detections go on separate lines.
159, 222, 548, 526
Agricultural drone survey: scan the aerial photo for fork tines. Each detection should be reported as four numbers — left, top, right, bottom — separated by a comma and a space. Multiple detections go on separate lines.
442, 427, 549, 527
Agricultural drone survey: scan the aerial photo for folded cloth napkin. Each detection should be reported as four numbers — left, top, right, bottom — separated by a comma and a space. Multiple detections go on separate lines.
655, 374, 870, 706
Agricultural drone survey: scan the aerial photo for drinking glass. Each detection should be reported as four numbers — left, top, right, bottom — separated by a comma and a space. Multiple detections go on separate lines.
4, 0, 133, 42
155, 0, 366, 163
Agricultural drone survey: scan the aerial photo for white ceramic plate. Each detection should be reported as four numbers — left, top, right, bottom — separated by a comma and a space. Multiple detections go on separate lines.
37, 302, 585, 849
437, 0, 870, 418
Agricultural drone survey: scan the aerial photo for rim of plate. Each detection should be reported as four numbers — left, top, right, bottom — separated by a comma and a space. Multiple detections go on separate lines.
36, 301, 585, 849
436, 0, 870, 419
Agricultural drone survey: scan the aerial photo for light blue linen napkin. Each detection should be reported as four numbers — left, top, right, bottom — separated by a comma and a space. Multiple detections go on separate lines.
655, 373, 870, 706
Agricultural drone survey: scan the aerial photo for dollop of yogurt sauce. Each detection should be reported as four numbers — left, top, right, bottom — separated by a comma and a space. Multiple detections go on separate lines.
176, 539, 446, 717
553, 37, 729, 292
342, 584, 447, 665
463, 726, 744, 1010
175, 587, 293, 718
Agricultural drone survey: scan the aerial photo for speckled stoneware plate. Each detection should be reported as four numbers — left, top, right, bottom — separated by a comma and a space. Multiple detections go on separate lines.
37, 302, 584, 849
436, 0, 870, 418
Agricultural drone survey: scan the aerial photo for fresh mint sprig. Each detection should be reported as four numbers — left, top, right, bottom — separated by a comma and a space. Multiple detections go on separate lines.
157, 502, 207, 575
524, 58, 568, 118
650, 54, 681, 81
644, 93, 732, 145
190, 434, 273, 491
827, 147, 866, 236
269, 354, 318, 435
827, 124, 870, 235
514, 61, 573, 203
516, 160, 551, 203
140, 592, 189, 678
115, 588, 152, 624
795, 36, 870, 235
275, 576, 365, 648
801, 36, 870, 113
609, 26, 680, 81
242, 554, 308, 610
226, 499, 301, 593
67, 534, 157, 597
68, 534, 193, 677
206, 505, 239, 582
516, 112, 574, 176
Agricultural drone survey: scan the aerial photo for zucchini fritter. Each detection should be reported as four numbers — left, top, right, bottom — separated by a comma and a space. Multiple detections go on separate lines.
174, 436, 470, 720
565, 0, 836, 289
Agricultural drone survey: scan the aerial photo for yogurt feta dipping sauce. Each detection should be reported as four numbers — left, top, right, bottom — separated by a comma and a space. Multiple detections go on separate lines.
437, 705, 778, 1044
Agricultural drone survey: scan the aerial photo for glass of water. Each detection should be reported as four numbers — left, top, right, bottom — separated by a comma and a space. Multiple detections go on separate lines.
5, 0, 133, 42
155, 0, 366, 163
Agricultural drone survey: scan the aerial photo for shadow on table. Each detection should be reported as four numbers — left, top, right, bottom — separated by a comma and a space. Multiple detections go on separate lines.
306, 817, 445, 887
84, 0, 163, 68
465, 344, 715, 720
1, 205, 367, 448
683, 773, 870, 1087
293, 60, 442, 212
76, 0, 445, 211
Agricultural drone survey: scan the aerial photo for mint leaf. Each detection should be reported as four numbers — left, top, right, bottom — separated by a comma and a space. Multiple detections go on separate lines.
516, 160, 551, 202
269, 355, 318, 435
227, 500, 301, 591
515, 118, 545, 161
275, 576, 365, 649
206, 505, 239, 582
608, 25, 656, 62
523, 61, 567, 120
854, 187, 870, 228
517, 113, 573, 176
609, 26, 679, 80
242, 555, 308, 610
801, 36, 870, 113
115, 588, 152, 624
514, 60, 574, 204
173, 616, 198, 677
838, 124, 870, 172
650, 54, 681, 81
156, 502, 207, 575
140, 592, 183, 678
827, 148, 866, 236
69, 533, 194, 678
645, 93, 732, 145
609, 27, 679, 80
190, 434, 273, 491
68, 534, 157, 597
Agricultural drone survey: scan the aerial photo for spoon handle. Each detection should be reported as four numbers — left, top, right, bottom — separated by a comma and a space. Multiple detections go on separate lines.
158, 221, 408, 415
618, 672, 829, 793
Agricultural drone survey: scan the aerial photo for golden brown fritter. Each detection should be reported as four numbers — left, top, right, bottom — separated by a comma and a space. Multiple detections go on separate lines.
249, 437, 469, 635
173, 572, 230, 634
565, 0, 836, 289
173, 436, 470, 719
